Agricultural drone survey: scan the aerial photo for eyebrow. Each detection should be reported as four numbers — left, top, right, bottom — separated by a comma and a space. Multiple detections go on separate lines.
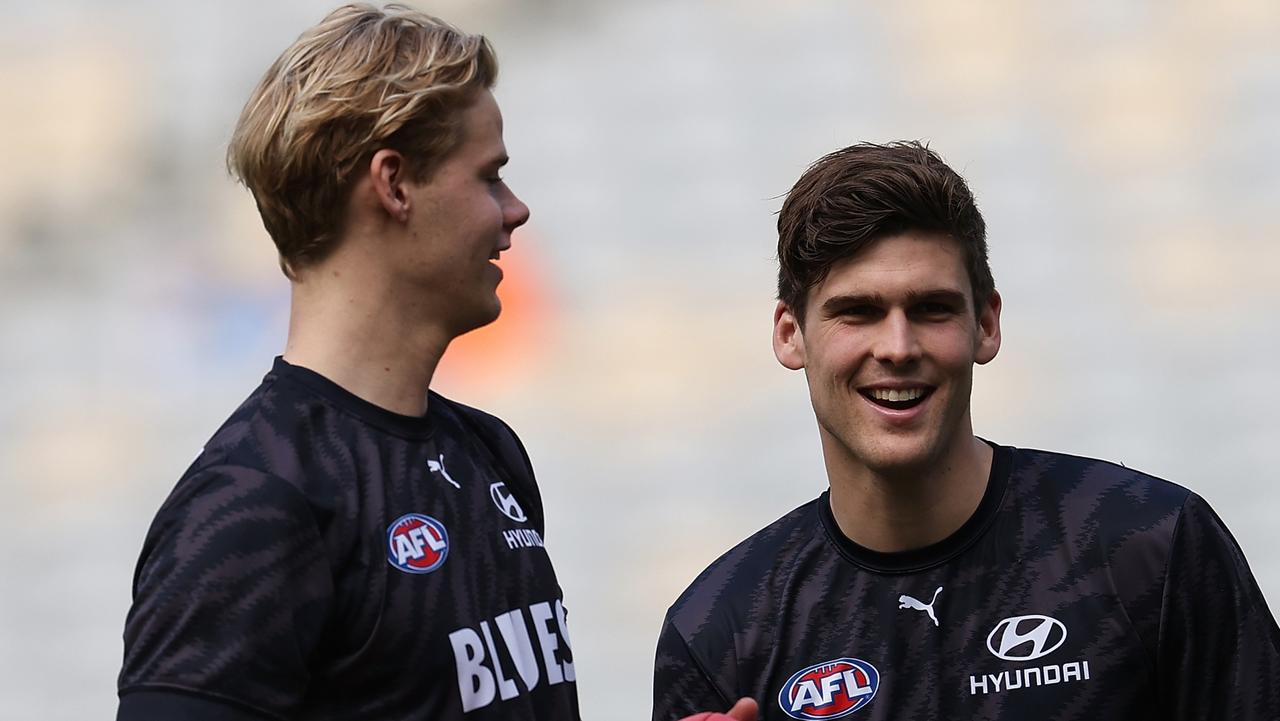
819, 288, 968, 315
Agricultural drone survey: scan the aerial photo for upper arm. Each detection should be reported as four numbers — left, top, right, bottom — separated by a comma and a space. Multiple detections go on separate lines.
652, 615, 733, 721
1157, 494, 1280, 717
118, 466, 334, 719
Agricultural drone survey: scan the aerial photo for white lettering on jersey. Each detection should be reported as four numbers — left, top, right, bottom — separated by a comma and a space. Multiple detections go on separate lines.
393, 534, 416, 565
787, 670, 872, 713
555, 599, 576, 682
480, 620, 518, 701
789, 679, 822, 711
415, 525, 446, 553
529, 602, 564, 685
448, 627, 494, 712
503, 529, 545, 549
389, 527, 445, 566
495, 609, 540, 690
449, 601, 575, 712
842, 670, 874, 698
971, 613, 1086, 696
968, 660, 1091, 695
394, 525, 448, 565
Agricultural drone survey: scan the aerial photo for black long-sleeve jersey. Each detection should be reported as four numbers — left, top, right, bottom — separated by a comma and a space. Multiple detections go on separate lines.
654, 444, 1280, 720
119, 358, 580, 720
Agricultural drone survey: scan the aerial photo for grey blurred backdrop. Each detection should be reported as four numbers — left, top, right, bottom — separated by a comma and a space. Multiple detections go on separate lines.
3, 0, 1278, 718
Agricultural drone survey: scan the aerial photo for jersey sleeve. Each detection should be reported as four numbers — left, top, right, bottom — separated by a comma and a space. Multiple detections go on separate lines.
652, 614, 734, 721
1157, 493, 1280, 717
118, 465, 334, 720
495, 416, 546, 533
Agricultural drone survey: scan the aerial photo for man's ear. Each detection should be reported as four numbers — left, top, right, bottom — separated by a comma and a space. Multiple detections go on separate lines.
773, 301, 806, 370
369, 148, 410, 222
975, 289, 1002, 365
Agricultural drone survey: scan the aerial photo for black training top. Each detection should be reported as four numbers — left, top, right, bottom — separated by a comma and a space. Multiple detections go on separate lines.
653, 444, 1280, 720
119, 358, 580, 720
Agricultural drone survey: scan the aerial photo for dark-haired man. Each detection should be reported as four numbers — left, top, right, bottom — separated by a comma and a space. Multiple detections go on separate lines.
652, 142, 1280, 720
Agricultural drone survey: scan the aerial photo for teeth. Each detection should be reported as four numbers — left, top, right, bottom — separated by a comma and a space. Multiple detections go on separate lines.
870, 388, 925, 402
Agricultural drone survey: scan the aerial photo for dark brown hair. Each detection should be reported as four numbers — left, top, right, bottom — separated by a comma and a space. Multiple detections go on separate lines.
776, 141, 993, 323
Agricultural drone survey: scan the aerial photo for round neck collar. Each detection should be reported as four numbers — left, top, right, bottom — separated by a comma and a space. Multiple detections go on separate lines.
817, 442, 1012, 574
269, 356, 436, 439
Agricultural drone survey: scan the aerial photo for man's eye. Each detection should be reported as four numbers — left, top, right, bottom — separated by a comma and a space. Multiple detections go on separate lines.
840, 305, 878, 318
917, 302, 956, 317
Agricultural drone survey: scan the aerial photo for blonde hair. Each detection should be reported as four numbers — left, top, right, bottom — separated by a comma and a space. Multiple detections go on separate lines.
227, 3, 497, 277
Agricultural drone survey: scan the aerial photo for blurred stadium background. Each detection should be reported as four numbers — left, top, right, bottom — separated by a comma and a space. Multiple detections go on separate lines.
2, 0, 1278, 718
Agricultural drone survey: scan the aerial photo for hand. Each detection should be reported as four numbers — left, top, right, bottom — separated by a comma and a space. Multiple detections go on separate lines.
678, 697, 759, 721
724, 698, 758, 721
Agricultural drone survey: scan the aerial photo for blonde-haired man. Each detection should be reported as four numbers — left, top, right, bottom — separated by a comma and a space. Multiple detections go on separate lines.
117, 5, 579, 719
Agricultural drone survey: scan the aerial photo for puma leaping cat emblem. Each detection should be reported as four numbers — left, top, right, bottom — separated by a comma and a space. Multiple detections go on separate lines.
427, 454, 460, 489
898, 586, 943, 627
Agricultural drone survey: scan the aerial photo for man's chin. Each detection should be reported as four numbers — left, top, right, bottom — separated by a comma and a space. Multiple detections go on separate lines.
452, 300, 502, 338
858, 435, 944, 477
483, 298, 503, 325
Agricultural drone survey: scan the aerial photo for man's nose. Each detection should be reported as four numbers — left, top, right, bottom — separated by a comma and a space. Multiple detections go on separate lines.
872, 310, 922, 365
504, 188, 531, 232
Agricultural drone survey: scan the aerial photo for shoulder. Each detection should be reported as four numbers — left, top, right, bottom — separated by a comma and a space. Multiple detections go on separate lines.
427, 392, 533, 477
429, 391, 521, 442
1003, 446, 1197, 617
1007, 446, 1191, 532
190, 364, 399, 502
190, 368, 318, 484
151, 370, 350, 550
665, 498, 825, 640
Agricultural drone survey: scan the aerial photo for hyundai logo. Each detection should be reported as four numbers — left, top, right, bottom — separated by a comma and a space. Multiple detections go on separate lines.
986, 615, 1067, 661
490, 482, 528, 522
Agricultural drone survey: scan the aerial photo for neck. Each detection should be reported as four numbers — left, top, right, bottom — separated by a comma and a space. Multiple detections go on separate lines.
282, 255, 452, 417
825, 431, 992, 553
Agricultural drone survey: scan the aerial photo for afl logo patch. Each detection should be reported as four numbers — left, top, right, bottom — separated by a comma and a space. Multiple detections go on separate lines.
386, 513, 449, 574
778, 657, 879, 719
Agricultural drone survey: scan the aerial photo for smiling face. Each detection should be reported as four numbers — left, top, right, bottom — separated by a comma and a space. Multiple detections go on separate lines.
773, 231, 1001, 478
392, 89, 530, 337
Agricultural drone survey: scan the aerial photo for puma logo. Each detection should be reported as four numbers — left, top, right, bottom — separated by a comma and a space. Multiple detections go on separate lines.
898, 586, 943, 627
427, 454, 460, 489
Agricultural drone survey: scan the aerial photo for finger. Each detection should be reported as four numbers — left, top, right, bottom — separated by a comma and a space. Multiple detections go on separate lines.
726, 697, 759, 721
